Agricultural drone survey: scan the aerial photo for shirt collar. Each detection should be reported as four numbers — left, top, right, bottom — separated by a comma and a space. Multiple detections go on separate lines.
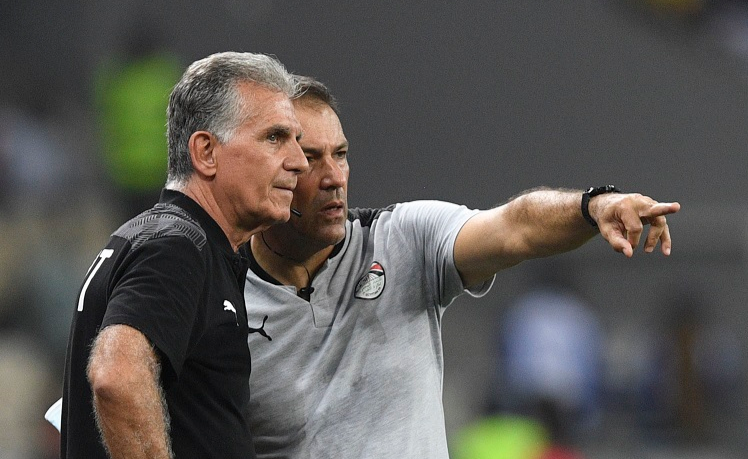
159, 188, 236, 256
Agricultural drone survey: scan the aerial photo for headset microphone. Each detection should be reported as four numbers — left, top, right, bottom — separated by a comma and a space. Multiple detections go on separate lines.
298, 286, 315, 300
291, 208, 302, 217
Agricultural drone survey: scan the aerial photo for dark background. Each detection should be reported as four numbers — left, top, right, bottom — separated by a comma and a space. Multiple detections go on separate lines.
2, 1, 747, 457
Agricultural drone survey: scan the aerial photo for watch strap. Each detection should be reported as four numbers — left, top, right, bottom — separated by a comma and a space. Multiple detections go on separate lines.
581, 185, 621, 228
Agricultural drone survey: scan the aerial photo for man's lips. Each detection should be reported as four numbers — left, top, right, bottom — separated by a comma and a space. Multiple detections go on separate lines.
321, 200, 343, 210
275, 182, 297, 193
320, 201, 345, 215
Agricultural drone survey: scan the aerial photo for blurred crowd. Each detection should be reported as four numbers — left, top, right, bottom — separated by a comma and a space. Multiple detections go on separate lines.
449, 264, 746, 458
0, 44, 179, 458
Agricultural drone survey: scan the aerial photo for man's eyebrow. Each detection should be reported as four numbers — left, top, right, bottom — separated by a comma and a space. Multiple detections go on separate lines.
302, 141, 349, 155
264, 124, 294, 138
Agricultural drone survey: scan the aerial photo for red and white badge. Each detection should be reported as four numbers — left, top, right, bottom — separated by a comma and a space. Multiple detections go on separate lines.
354, 261, 386, 299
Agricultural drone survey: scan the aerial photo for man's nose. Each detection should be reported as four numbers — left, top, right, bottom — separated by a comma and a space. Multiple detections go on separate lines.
320, 157, 346, 189
285, 142, 309, 174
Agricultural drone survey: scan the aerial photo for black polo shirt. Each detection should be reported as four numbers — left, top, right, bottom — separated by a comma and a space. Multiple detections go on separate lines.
62, 189, 254, 458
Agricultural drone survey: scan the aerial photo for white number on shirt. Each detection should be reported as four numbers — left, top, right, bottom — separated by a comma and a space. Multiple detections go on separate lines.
77, 249, 114, 311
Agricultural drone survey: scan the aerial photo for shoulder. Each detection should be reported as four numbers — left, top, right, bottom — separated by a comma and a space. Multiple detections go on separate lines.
112, 203, 207, 251
347, 204, 396, 228
349, 201, 472, 226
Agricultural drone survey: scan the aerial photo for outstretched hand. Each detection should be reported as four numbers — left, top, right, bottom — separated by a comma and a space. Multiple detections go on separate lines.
591, 193, 681, 257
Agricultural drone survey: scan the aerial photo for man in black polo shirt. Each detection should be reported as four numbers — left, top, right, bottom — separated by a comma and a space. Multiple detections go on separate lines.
61, 51, 307, 459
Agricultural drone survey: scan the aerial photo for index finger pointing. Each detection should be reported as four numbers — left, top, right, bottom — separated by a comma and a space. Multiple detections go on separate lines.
642, 202, 681, 219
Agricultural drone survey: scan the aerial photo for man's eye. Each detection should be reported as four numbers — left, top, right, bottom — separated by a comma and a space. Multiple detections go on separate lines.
268, 134, 278, 142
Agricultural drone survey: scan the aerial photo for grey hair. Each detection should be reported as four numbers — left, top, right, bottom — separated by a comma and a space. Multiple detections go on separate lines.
292, 75, 341, 115
165, 52, 298, 189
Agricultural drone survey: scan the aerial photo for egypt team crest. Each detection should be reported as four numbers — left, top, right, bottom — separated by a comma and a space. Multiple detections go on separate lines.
354, 261, 386, 299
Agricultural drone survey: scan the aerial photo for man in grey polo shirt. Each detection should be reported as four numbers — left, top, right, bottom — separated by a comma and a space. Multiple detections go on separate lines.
243, 76, 681, 458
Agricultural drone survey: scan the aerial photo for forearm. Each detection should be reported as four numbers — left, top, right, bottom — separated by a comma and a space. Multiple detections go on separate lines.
93, 379, 172, 459
502, 187, 596, 257
454, 187, 595, 287
89, 325, 173, 459
455, 186, 680, 286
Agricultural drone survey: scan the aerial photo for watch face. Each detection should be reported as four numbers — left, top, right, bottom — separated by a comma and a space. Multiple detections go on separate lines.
589, 185, 619, 197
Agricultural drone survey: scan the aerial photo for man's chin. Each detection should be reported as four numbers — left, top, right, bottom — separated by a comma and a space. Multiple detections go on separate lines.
317, 226, 346, 247
262, 207, 294, 227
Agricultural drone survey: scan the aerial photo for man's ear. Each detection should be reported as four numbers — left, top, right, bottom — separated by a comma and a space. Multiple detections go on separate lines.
188, 131, 218, 179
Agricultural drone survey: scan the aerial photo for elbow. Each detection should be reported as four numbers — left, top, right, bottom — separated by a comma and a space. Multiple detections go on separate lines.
87, 327, 157, 405
86, 324, 160, 406
87, 357, 128, 405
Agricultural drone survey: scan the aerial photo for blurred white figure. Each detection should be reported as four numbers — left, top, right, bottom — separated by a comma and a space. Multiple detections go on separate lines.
499, 285, 604, 440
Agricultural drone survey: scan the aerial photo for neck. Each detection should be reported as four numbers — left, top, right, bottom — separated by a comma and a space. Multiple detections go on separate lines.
260, 232, 311, 274
252, 232, 320, 298
179, 182, 256, 252
257, 223, 336, 270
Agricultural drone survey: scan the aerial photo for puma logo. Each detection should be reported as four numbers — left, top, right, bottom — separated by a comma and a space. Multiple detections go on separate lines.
249, 315, 272, 341
223, 300, 238, 325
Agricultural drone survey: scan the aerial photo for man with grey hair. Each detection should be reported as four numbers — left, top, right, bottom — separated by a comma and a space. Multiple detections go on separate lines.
60, 51, 307, 459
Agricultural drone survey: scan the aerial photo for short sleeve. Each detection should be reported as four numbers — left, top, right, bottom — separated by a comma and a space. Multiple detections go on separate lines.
102, 236, 206, 377
390, 201, 494, 306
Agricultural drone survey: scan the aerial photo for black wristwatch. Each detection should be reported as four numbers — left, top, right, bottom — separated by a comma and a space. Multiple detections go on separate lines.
581, 185, 621, 228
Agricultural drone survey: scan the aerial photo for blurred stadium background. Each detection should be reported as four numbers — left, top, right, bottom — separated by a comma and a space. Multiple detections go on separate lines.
1, 0, 747, 457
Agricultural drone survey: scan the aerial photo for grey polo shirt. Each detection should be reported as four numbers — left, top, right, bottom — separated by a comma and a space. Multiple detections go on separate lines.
245, 200, 493, 459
